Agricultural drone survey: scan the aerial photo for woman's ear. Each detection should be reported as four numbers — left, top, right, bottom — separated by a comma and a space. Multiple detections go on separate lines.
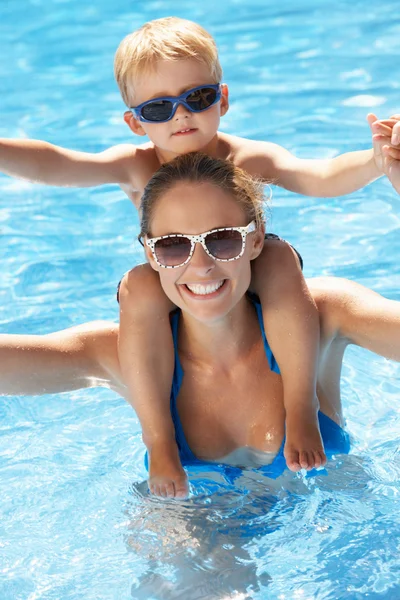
249, 225, 266, 260
220, 83, 229, 117
143, 238, 161, 271
124, 111, 147, 137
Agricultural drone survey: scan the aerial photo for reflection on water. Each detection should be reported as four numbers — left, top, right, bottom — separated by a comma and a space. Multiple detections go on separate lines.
122, 453, 400, 599
126, 473, 284, 599
1, 0, 400, 598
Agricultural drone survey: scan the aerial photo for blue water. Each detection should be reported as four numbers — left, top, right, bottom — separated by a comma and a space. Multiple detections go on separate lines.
1, 1, 400, 598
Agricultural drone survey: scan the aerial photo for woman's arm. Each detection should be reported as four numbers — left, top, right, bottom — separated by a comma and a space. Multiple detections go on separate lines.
0, 321, 121, 396
310, 277, 400, 362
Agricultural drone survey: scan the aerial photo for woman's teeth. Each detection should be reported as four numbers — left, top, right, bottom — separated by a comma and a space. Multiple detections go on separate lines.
185, 280, 225, 296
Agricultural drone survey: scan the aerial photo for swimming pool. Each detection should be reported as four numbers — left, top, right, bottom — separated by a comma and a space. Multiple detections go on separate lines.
1, 1, 400, 598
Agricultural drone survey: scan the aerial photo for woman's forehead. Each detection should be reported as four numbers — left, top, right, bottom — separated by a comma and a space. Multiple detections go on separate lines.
150, 181, 247, 236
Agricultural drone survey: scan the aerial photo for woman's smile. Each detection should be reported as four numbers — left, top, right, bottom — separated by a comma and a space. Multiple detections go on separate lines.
181, 278, 228, 298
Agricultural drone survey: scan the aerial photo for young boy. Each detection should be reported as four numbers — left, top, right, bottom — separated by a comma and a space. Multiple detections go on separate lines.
0, 17, 399, 499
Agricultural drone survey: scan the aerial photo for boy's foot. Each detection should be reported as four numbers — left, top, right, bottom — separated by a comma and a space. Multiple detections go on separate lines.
284, 412, 327, 472
148, 440, 188, 498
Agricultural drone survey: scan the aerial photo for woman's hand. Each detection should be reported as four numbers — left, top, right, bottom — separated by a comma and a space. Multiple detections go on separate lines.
368, 113, 400, 193
384, 118, 400, 194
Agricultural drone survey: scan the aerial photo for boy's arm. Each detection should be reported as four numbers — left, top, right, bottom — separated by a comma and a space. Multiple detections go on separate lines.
0, 139, 137, 188
273, 147, 381, 197
237, 113, 400, 197
241, 140, 381, 198
243, 113, 399, 197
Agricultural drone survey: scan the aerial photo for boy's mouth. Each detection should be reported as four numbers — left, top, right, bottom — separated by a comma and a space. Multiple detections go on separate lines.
173, 128, 197, 136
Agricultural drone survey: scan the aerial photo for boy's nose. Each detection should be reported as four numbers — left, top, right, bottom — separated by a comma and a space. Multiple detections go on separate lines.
174, 103, 191, 119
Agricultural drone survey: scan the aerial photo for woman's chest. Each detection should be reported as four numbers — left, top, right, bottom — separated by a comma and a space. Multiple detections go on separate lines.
176, 351, 285, 461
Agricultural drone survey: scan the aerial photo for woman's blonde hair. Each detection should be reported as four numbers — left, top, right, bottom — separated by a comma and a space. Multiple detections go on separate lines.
140, 153, 268, 240
114, 17, 223, 107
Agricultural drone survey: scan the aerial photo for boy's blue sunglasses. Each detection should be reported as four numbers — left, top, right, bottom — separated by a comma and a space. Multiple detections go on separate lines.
130, 84, 222, 123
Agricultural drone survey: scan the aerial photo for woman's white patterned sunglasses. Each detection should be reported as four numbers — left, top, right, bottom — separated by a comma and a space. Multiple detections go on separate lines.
143, 222, 256, 268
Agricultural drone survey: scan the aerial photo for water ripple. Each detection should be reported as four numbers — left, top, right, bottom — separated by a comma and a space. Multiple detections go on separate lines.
1, 1, 400, 599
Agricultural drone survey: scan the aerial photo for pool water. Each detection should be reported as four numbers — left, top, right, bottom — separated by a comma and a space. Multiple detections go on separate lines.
1, 1, 400, 599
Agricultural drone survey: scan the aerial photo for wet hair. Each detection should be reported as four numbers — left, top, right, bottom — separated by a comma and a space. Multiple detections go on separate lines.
139, 152, 268, 240
114, 17, 223, 107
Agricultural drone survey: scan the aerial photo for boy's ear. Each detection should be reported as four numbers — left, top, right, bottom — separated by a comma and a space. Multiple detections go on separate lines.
249, 225, 266, 260
220, 83, 229, 117
124, 111, 147, 137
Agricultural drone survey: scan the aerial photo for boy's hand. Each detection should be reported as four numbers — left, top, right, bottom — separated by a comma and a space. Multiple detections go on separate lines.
368, 113, 400, 193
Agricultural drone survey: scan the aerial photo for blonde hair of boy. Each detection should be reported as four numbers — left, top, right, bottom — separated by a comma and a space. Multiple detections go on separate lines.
114, 17, 223, 107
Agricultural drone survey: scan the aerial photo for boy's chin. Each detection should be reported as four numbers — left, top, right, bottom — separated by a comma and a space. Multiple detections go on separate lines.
172, 141, 204, 154
170, 133, 214, 154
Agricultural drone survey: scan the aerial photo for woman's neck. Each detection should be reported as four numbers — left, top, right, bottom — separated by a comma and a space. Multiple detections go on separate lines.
178, 296, 261, 369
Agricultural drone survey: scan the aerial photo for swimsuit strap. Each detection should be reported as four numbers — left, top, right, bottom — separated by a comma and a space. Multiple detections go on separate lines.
248, 292, 280, 374
169, 296, 281, 465
146, 295, 350, 474
170, 311, 201, 463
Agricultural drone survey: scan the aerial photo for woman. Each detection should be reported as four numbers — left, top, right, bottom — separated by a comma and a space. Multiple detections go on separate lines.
1, 153, 399, 500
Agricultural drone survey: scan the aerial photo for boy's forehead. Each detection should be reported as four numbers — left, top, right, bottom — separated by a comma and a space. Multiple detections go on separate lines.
132, 58, 216, 102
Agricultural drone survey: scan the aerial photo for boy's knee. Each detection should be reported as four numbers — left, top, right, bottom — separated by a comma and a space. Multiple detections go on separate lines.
117, 264, 174, 311
117, 264, 160, 305
257, 238, 303, 273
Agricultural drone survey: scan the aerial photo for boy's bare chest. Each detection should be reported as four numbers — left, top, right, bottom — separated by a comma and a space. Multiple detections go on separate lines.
121, 147, 162, 208
121, 136, 275, 208
176, 349, 285, 460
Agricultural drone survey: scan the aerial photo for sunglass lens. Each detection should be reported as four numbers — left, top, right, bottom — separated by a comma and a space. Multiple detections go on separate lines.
155, 237, 192, 266
186, 87, 218, 111
205, 230, 243, 259
141, 100, 173, 122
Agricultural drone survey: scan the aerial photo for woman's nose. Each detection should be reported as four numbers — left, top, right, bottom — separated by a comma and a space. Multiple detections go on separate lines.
189, 242, 215, 271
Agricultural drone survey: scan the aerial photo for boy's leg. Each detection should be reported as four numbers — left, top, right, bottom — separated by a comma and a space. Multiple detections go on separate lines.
251, 237, 326, 471
117, 264, 188, 498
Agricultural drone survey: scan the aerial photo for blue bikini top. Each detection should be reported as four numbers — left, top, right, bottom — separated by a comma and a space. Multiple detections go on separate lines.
146, 295, 350, 479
